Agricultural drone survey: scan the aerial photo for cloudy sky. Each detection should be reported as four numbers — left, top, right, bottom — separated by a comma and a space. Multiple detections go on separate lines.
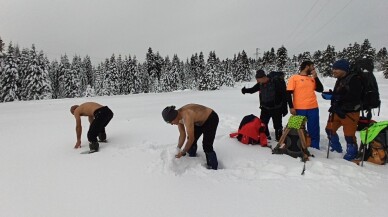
1, 0, 387, 63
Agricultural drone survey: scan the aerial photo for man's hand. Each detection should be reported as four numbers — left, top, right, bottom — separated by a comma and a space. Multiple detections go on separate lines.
311, 69, 317, 78
74, 141, 81, 149
290, 108, 296, 115
241, 87, 246, 95
175, 151, 186, 158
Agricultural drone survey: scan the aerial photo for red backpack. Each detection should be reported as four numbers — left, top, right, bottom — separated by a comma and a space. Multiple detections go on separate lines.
230, 114, 268, 147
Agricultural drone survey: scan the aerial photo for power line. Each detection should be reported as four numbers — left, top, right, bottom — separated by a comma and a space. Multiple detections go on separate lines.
293, 0, 354, 52
287, 0, 320, 41
289, 0, 331, 47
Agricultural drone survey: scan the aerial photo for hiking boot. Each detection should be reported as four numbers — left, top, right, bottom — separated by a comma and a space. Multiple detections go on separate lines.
343, 144, 358, 161
205, 151, 218, 170
89, 141, 99, 152
275, 129, 283, 142
329, 134, 343, 153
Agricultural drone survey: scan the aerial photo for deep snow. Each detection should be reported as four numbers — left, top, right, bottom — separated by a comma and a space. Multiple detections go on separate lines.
1, 72, 387, 217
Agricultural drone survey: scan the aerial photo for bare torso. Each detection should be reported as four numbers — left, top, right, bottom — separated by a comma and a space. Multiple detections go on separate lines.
75, 102, 104, 117
178, 104, 213, 126
175, 103, 214, 155
72, 102, 104, 148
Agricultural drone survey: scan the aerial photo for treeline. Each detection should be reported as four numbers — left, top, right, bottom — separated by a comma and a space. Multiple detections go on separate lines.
0, 36, 387, 103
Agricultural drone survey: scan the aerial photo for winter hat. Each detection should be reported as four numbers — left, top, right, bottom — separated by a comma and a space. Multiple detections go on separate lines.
332, 59, 350, 73
255, 69, 266, 79
162, 106, 178, 123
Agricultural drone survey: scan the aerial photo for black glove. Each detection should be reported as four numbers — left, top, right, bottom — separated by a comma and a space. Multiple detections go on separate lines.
241, 87, 246, 95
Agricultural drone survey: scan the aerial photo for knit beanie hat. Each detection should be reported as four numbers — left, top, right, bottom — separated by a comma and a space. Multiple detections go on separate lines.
255, 69, 266, 79
332, 59, 350, 73
162, 106, 178, 123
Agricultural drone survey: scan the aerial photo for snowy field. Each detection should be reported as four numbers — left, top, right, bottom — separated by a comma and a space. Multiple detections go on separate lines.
1, 72, 387, 217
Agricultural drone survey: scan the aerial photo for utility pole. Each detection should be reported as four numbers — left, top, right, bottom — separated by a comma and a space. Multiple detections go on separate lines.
255, 48, 260, 61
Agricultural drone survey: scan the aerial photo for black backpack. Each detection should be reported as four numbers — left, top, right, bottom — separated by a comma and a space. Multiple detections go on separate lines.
350, 58, 381, 111
259, 71, 285, 109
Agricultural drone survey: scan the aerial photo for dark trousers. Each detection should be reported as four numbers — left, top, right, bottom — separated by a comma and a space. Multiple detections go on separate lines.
188, 111, 219, 156
87, 106, 114, 143
260, 108, 283, 137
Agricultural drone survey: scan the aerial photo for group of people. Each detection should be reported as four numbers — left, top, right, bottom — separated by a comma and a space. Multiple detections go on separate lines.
242, 59, 362, 161
69, 59, 363, 171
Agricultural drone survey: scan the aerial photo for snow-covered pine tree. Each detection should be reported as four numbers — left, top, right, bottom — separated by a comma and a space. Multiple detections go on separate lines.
360, 39, 376, 60
103, 54, 120, 96
58, 55, 71, 98
276, 46, 288, 71
48, 60, 60, 99
116, 54, 124, 95
83, 55, 94, 87
137, 62, 150, 93
94, 63, 104, 96
199, 51, 220, 90
234, 50, 251, 82
182, 59, 194, 90
382, 58, 388, 79
312, 50, 324, 76
23, 46, 52, 100
349, 42, 361, 62
321, 45, 336, 77
146, 48, 163, 93
171, 54, 182, 90
0, 42, 19, 102
73, 55, 87, 96
160, 56, 173, 92
128, 56, 139, 94
83, 85, 95, 97
220, 59, 234, 87
196, 52, 206, 90
189, 53, 199, 88
376, 47, 387, 71
61, 55, 81, 98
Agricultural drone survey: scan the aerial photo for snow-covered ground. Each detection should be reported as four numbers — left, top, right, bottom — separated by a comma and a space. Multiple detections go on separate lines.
1, 72, 387, 217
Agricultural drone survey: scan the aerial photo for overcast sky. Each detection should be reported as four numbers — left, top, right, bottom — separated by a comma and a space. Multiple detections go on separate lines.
1, 0, 387, 63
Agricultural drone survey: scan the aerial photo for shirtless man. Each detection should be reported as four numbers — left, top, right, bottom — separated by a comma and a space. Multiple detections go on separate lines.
70, 102, 114, 152
162, 104, 219, 170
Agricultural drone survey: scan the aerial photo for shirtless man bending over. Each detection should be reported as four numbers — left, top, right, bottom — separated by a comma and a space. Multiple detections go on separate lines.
70, 102, 114, 152
162, 104, 219, 170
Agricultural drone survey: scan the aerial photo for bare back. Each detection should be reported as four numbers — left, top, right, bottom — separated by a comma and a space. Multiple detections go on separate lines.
74, 102, 104, 117
178, 104, 213, 126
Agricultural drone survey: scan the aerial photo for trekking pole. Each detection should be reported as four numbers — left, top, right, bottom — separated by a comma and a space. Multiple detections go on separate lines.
327, 113, 334, 159
301, 161, 306, 175
360, 122, 370, 167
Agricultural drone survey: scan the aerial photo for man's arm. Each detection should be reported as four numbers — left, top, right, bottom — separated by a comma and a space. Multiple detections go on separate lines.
176, 115, 194, 158
242, 83, 260, 94
177, 123, 186, 149
311, 70, 324, 92
287, 91, 296, 115
88, 115, 94, 124
74, 114, 82, 148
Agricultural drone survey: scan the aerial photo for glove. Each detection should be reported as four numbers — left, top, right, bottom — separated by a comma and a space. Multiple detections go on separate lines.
322, 89, 333, 100
241, 87, 246, 95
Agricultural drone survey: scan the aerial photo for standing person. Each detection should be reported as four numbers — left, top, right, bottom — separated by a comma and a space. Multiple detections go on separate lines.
323, 59, 361, 161
241, 69, 289, 141
162, 104, 219, 170
70, 102, 114, 152
287, 60, 323, 149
